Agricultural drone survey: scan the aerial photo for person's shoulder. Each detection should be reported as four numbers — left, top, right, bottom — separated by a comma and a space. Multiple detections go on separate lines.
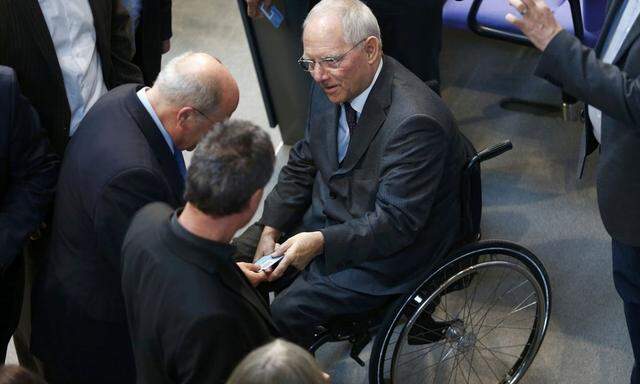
126, 202, 173, 243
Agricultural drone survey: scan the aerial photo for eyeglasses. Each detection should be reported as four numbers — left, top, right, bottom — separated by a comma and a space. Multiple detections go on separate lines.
298, 38, 367, 72
191, 106, 215, 124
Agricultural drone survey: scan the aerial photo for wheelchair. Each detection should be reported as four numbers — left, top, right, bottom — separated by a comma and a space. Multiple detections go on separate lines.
308, 139, 552, 384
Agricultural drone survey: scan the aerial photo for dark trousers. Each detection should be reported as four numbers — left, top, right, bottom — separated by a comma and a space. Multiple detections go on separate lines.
0, 255, 24, 363
612, 239, 640, 384
365, 0, 444, 88
233, 223, 394, 349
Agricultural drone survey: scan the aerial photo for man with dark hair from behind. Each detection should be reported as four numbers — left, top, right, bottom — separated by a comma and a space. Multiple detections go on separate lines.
122, 120, 279, 384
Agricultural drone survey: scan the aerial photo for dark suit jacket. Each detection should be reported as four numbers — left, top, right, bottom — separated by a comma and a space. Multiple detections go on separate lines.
0, 66, 58, 273
122, 203, 277, 384
133, 0, 172, 85
31, 84, 184, 383
0, 0, 143, 156
261, 57, 467, 295
535, 1, 640, 246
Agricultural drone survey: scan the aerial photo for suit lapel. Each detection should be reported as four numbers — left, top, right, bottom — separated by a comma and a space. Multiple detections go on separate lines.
124, 86, 185, 203
613, 15, 640, 63
334, 59, 392, 176
18, 0, 65, 89
218, 264, 279, 333
595, 0, 623, 55
87, 0, 110, 82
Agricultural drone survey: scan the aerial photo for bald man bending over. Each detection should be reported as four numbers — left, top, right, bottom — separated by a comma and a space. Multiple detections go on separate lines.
30, 52, 239, 384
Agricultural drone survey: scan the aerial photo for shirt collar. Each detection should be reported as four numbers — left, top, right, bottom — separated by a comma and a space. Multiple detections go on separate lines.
348, 59, 383, 116
136, 87, 176, 154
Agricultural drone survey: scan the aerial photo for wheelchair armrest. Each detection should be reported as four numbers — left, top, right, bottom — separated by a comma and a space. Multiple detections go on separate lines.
468, 140, 513, 170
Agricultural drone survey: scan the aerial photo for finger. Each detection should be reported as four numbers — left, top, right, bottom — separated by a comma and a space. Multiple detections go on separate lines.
270, 255, 292, 281
520, 0, 537, 11
507, 0, 527, 14
246, 0, 258, 17
505, 13, 524, 27
263, 0, 273, 11
246, 263, 261, 272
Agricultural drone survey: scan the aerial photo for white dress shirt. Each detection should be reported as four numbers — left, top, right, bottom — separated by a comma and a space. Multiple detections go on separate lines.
337, 59, 384, 162
38, 0, 109, 136
587, 0, 640, 142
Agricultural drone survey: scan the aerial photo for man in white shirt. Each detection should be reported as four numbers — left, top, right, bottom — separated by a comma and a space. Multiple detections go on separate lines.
0, 0, 142, 376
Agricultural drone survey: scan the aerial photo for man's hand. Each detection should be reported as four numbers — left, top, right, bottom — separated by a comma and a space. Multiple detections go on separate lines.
268, 231, 324, 281
161, 39, 171, 54
245, 0, 272, 18
505, 0, 563, 51
237, 262, 269, 287
253, 226, 281, 262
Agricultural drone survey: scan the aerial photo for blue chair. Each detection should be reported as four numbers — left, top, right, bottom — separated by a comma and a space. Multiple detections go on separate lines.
443, 0, 606, 47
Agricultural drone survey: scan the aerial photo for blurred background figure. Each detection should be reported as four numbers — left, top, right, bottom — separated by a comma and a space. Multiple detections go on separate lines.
0, 365, 47, 384
0, 1, 141, 374
226, 339, 330, 384
0, 67, 58, 365
122, 0, 173, 85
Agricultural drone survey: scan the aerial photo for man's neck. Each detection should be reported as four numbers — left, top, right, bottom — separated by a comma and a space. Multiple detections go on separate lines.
146, 87, 181, 147
177, 203, 240, 244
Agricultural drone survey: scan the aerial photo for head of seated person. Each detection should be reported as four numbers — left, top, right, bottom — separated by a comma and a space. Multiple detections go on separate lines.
300, 0, 383, 105
0, 365, 46, 384
226, 339, 330, 384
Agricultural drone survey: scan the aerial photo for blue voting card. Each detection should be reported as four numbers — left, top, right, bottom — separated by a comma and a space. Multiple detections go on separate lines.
259, 3, 284, 28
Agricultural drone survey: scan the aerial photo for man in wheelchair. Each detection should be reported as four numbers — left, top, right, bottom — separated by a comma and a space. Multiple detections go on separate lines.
234, 0, 469, 349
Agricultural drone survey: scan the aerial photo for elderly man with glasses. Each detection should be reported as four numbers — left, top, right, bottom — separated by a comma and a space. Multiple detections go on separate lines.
234, 0, 468, 348
30, 52, 239, 384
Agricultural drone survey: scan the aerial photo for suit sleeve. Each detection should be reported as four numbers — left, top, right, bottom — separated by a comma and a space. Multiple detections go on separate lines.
536, 30, 640, 128
259, 125, 317, 233
109, 0, 143, 85
0, 73, 59, 273
94, 168, 169, 271
320, 115, 448, 270
171, 315, 263, 384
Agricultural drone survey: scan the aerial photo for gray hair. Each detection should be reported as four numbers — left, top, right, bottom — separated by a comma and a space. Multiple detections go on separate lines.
153, 51, 220, 115
226, 339, 327, 384
303, 0, 381, 46
184, 119, 274, 217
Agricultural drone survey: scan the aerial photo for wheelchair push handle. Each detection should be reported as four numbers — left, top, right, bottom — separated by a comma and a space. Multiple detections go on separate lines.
468, 140, 513, 169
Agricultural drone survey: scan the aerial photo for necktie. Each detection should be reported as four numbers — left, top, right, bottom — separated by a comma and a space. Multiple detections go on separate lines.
339, 103, 358, 163
174, 146, 187, 180
344, 102, 358, 137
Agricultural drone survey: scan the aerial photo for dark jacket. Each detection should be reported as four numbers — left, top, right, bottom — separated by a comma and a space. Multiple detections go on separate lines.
31, 84, 184, 384
0, 66, 58, 273
133, 0, 172, 85
122, 203, 277, 384
260, 57, 467, 295
535, 0, 640, 246
0, 0, 143, 156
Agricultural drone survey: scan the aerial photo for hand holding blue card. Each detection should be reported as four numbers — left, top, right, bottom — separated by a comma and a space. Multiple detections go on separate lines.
255, 253, 284, 272
259, 2, 284, 28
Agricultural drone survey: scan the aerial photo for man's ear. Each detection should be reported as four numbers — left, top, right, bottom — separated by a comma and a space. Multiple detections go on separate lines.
176, 107, 195, 131
364, 36, 380, 63
248, 188, 264, 212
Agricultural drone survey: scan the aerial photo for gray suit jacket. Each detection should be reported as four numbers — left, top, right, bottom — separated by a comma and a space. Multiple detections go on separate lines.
260, 57, 467, 295
535, 0, 640, 246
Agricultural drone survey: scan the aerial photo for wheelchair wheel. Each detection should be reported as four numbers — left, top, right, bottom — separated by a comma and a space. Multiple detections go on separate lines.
369, 240, 551, 384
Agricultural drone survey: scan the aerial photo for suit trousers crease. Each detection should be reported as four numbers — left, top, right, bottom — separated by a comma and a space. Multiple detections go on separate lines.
612, 239, 640, 384
13, 241, 46, 376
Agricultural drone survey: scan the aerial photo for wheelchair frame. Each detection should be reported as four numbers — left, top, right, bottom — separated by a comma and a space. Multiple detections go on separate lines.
308, 140, 552, 384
